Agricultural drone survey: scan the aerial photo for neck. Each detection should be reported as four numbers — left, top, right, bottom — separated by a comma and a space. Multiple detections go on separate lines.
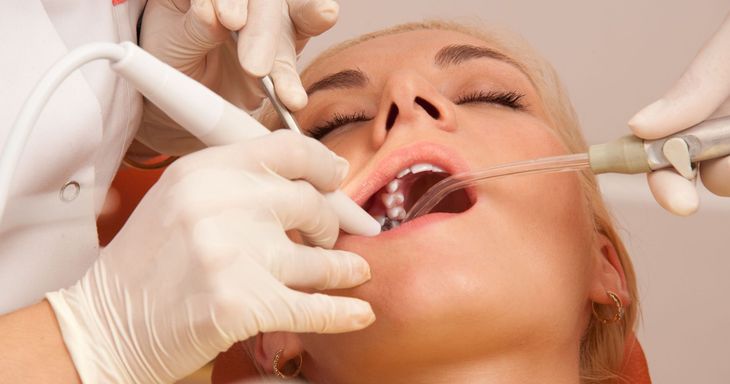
310, 343, 582, 384
394, 348, 581, 384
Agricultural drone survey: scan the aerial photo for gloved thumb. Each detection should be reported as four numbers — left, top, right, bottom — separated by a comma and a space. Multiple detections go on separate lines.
646, 169, 699, 216
629, 14, 730, 140
288, 0, 339, 39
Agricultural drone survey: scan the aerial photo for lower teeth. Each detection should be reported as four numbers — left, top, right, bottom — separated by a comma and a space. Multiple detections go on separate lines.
382, 217, 400, 231
374, 216, 401, 231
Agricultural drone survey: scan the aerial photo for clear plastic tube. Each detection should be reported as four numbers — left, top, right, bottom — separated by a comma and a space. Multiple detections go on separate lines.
404, 153, 591, 221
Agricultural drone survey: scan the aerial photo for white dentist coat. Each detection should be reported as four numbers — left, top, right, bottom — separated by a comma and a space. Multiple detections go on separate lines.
0, 0, 147, 314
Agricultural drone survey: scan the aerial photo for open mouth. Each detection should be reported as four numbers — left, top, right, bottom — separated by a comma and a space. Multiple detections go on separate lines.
362, 162, 474, 231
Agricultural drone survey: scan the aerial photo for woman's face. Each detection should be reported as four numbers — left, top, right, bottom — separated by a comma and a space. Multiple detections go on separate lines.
284, 29, 600, 380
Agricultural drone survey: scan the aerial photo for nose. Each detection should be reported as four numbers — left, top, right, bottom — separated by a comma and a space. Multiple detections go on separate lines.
372, 70, 457, 144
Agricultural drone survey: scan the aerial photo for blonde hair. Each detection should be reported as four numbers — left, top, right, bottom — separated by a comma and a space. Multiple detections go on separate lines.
266, 20, 638, 384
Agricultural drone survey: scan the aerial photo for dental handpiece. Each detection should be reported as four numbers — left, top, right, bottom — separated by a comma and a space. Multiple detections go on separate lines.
109, 42, 379, 236
405, 116, 730, 221
589, 115, 730, 177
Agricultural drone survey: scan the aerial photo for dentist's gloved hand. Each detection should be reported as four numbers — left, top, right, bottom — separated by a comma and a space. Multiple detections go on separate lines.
136, 0, 338, 155
629, 14, 730, 215
47, 131, 374, 383
141, 0, 335, 110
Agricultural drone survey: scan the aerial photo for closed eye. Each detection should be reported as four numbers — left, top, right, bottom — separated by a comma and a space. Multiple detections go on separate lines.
308, 111, 373, 140
456, 90, 526, 110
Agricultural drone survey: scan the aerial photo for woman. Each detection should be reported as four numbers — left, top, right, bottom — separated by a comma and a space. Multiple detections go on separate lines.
213, 20, 640, 383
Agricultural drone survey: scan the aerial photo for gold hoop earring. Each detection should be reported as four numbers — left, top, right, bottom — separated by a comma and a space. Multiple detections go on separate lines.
273, 348, 302, 379
592, 291, 625, 324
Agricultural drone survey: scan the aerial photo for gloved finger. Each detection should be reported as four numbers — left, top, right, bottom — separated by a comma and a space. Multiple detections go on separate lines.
237, 0, 283, 76
224, 130, 348, 192
275, 245, 370, 290
629, 15, 730, 139
700, 155, 730, 196
170, 171, 342, 247
264, 291, 375, 333
181, 0, 232, 58
270, 60, 308, 111
288, 0, 339, 39
647, 169, 699, 216
212, 0, 249, 31
269, 180, 340, 248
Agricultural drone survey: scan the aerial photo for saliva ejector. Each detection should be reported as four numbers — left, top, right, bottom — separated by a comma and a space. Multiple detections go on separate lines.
405, 116, 730, 221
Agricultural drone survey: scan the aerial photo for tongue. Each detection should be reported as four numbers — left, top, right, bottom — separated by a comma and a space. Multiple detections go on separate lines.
431, 188, 472, 213
404, 172, 449, 212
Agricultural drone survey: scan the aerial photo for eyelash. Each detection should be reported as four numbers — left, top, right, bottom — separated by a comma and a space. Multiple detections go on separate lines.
308, 90, 526, 140
455, 90, 526, 110
309, 111, 372, 141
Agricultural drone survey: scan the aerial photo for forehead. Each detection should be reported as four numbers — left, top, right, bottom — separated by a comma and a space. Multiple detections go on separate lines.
301, 29, 523, 86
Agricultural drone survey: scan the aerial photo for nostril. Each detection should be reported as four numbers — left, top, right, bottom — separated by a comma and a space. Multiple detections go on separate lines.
385, 103, 399, 131
414, 97, 440, 120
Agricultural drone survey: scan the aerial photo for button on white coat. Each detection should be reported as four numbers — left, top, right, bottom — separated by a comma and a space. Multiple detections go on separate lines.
59, 181, 80, 202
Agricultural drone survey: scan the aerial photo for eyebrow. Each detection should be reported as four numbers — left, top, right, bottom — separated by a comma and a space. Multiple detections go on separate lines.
434, 44, 517, 68
305, 68, 369, 95
305, 44, 519, 96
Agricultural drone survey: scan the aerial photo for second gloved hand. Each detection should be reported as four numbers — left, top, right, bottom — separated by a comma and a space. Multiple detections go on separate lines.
137, 0, 338, 155
47, 131, 374, 383
629, 13, 730, 215
140, 0, 337, 111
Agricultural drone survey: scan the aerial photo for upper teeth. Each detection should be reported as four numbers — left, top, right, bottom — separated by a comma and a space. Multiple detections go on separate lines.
374, 162, 448, 230
395, 163, 446, 180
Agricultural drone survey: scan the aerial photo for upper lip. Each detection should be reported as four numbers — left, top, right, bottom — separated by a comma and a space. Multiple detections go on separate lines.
347, 141, 473, 207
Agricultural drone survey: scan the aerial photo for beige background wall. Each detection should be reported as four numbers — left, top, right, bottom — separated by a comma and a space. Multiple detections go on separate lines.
299, 1, 730, 382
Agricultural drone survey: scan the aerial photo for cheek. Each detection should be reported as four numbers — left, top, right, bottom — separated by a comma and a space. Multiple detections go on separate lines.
482, 171, 595, 293
322, 130, 375, 186
464, 119, 596, 307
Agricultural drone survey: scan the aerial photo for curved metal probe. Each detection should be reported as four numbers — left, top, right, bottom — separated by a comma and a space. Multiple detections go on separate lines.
260, 75, 302, 134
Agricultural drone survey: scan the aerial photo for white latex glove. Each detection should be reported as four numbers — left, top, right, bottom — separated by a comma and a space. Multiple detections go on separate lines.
47, 131, 374, 383
629, 14, 730, 215
137, 0, 338, 154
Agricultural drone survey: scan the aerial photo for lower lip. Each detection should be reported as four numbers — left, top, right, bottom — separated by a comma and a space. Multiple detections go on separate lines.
378, 211, 460, 237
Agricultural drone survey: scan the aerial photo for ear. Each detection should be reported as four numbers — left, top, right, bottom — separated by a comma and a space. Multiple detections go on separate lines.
588, 233, 632, 307
254, 332, 305, 375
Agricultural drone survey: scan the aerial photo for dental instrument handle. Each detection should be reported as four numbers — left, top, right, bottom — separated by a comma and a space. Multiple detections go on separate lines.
112, 42, 379, 236
258, 75, 381, 236
589, 115, 730, 175
111, 42, 270, 144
